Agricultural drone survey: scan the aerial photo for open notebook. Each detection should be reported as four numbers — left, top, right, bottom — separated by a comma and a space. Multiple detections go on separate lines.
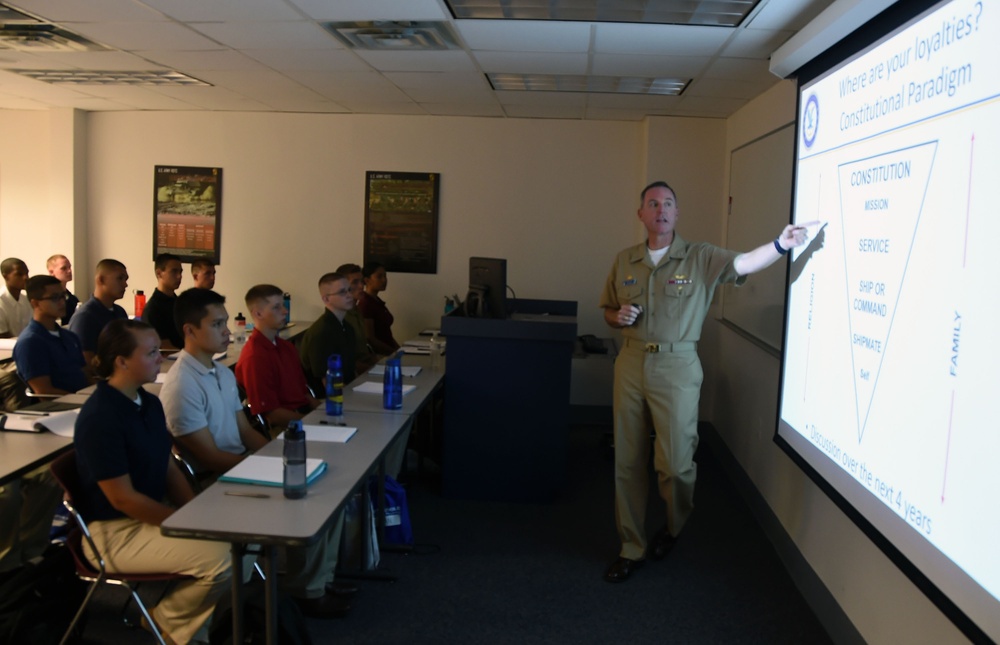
1, 409, 78, 436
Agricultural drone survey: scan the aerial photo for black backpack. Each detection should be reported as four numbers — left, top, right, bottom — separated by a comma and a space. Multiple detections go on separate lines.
0, 544, 87, 644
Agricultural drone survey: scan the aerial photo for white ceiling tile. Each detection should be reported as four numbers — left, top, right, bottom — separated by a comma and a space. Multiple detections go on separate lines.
747, 0, 836, 31
676, 95, 748, 115
352, 50, 477, 73
139, 0, 305, 22
703, 57, 773, 80
8, 0, 164, 22
420, 103, 504, 117
382, 71, 487, 91
591, 54, 708, 78
456, 20, 591, 53
241, 48, 367, 72
335, 100, 427, 115
684, 77, 767, 100
473, 51, 588, 75
189, 21, 338, 50
721, 28, 795, 58
583, 107, 648, 121
68, 21, 222, 51
502, 104, 585, 119
0, 94, 50, 109
586, 93, 682, 109
138, 49, 266, 72
494, 90, 587, 107
71, 85, 199, 109
287, 0, 448, 22
594, 23, 733, 56
153, 84, 273, 110
3, 51, 166, 71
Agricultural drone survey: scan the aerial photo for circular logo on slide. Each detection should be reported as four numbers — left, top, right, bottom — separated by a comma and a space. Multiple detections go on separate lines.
803, 94, 819, 148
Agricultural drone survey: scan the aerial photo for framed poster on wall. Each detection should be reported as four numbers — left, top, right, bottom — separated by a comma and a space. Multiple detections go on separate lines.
364, 171, 439, 274
153, 165, 222, 262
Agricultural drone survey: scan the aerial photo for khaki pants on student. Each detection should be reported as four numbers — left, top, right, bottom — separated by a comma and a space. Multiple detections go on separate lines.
87, 517, 236, 644
613, 346, 703, 561
283, 510, 345, 599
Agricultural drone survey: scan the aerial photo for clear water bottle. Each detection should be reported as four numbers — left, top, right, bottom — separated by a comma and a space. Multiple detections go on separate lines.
234, 312, 246, 343
283, 292, 291, 326
383, 357, 403, 410
325, 354, 344, 419
429, 334, 443, 371
283, 420, 307, 499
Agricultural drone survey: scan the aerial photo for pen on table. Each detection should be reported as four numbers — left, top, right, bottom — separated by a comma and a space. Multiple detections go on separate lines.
16, 410, 49, 416
318, 419, 347, 426
224, 491, 270, 499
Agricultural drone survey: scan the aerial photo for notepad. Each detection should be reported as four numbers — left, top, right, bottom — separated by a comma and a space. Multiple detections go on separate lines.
368, 364, 422, 377
1, 409, 78, 436
352, 381, 416, 395
295, 424, 357, 443
219, 455, 327, 487
400, 346, 430, 355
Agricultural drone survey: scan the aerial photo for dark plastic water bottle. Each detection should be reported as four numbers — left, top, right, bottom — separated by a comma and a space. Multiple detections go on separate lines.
283, 292, 291, 325
383, 358, 403, 410
283, 421, 307, 499
325, 354, 344, 418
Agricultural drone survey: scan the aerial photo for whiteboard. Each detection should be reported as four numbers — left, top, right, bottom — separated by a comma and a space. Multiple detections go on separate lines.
722, 123, 795, 350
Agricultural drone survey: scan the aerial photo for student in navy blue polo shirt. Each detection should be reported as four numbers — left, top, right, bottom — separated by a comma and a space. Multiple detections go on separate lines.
14, 275, 90, 395
74, 319, 237, 644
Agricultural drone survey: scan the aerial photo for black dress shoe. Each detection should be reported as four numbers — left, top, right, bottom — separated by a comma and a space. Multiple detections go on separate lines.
293, 592, 351, 619
326, 581, 359, 596
604, 557, 644, 583
649, 526, 676, 561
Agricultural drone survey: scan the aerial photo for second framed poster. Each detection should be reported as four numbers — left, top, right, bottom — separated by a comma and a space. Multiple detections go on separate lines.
364, 171, 439, 274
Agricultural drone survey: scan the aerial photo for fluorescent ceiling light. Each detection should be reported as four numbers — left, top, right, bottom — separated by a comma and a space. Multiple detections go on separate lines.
489, 73, 688, 95
11, 69, 210, 86
447, 0, 759, 26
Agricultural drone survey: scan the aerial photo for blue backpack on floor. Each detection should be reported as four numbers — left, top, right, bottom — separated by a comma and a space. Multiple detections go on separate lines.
370, 475, 413, 545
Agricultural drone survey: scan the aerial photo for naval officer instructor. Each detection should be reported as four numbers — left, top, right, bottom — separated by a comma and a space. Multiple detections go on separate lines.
600, 181, 814, 582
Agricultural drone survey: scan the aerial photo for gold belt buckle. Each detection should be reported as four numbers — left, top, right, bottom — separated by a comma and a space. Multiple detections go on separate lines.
644, 343, 661, 353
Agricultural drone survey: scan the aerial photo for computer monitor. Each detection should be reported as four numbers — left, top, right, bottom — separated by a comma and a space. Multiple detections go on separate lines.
467, 257, 507, 319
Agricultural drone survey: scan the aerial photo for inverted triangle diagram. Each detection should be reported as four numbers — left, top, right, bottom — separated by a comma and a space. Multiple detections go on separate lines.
838, 141, 936, 443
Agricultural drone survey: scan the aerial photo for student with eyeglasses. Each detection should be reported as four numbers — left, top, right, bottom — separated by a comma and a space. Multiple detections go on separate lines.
13, 274, 90, 395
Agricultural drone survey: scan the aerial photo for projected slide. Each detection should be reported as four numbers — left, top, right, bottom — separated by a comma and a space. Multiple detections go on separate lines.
779, 0, 1000, 636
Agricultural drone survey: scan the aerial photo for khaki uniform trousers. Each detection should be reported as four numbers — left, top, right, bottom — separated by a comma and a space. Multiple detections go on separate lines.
0, 465, 63, 572
86, 517, 236, 644
283, 510, 345, 599
613, 343, 702, 561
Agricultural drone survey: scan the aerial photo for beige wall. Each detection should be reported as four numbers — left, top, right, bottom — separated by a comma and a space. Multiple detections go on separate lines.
0, 97, 968, 642
80, 111, 642, 337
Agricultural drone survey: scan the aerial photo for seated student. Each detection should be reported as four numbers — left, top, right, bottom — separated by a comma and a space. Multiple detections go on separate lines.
0, 258, 31, 338
68, 259, 130, 365
298, 273, 358, 395
190, 260, 216, 290
46, 254, 79, 325
14, 275, 90, 395
235, 284, 320, 431
161, 288, 353, 618
335, 263, 379, 375
75, 319, 238, 645
142, 253, 184, 350
357, 261, 400, 354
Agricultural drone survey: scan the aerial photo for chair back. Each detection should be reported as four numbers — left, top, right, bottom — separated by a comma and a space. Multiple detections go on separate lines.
49, 450, 106, 573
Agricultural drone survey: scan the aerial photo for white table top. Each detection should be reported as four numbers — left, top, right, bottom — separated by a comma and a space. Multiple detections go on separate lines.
342, 353, 444, 416
0, 425, 73, 485
161, 410, 410, 546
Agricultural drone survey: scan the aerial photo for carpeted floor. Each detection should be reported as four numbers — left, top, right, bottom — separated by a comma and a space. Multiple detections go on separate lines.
76, 423, 832, 644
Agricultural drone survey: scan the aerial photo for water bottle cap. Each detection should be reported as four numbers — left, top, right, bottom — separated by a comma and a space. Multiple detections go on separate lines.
327, 354, 342, 369
387, 357, 401, 367
136, 290, 144, 295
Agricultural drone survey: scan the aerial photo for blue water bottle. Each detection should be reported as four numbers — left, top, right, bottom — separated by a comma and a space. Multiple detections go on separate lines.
283, 292, 291, 325
383, 358, 403, 410
283, 420, 307, 499
325, 354, 344, 419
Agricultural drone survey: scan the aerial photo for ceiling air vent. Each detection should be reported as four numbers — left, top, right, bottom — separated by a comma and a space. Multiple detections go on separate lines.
0, 3, 108, 52
323, 21, 460, 50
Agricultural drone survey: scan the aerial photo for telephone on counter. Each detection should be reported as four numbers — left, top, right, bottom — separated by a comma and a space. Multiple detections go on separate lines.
579, 335, 608, 354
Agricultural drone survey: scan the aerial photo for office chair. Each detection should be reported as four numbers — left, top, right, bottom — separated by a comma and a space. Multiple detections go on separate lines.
49, 449, 192, 645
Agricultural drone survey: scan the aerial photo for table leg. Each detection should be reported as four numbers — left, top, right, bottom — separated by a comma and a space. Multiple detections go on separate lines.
264, 544, 279, 645
230, 544, 244, 645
